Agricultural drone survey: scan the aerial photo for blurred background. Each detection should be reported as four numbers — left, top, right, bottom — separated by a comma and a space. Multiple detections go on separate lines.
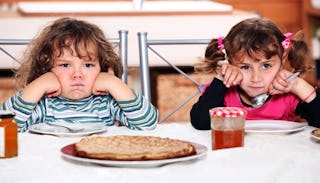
0, 0, 319, 123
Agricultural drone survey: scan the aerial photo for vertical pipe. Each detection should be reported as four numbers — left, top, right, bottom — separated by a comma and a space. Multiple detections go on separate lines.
137, 32, 151, 101
118, 30, 128, 83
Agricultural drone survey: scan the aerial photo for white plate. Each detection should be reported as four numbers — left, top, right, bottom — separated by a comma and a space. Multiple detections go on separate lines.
29, 123, 107, 137
311, 129, 320, 140
245, 120, 306, 134
60, 142, 208, 168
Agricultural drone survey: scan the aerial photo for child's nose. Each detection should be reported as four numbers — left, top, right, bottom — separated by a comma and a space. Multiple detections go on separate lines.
72, 66, 83, 78
251, 70, 262, 82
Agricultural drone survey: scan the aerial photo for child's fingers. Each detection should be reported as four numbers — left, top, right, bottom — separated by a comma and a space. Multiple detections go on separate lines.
220, 64, 229, 76
222, 68, 232, 87
271, 79, 293, 94
92, 90, 107, 96
276, 75, 290, 87
223, 68, 240, 87
46, 89, 61, 98
233, 74, 243, 85
274, 76, 291, 91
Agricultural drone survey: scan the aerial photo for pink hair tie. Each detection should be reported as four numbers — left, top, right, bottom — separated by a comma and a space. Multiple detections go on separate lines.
217, 36, 224, 50
281, 33, 292, 50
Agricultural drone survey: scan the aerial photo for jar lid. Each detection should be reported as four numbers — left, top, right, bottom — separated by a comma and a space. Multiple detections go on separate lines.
0, 110, 15, 118
209, 107, 247, 117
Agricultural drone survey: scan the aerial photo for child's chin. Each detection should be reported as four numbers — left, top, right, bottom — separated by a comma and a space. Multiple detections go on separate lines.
63, 93, 91, 100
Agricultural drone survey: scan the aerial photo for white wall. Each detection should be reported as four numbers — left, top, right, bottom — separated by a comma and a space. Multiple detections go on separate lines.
0, 11, 257, 69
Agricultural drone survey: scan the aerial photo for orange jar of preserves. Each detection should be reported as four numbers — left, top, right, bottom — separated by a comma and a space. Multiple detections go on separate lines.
0, 110, 18, 158
210, 107, 247, 150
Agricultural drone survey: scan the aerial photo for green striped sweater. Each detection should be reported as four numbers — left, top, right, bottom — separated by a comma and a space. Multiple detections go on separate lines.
1, 90, 158, 132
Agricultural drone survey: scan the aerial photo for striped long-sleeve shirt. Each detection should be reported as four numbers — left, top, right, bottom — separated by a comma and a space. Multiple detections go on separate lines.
1, 90, 158, 132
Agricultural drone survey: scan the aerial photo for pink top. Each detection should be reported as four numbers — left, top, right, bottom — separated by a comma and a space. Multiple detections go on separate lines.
224, 87, 300, 121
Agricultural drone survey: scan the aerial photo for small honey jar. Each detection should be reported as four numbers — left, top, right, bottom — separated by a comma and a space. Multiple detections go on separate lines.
0, 110, 18, 158
210, 107, 247, 150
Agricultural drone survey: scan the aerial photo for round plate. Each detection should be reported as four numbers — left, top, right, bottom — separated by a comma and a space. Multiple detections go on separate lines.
60, 141, 208, 168
29, 123, 107, 137
245, 120, 306, 134
311, 128, 320, 140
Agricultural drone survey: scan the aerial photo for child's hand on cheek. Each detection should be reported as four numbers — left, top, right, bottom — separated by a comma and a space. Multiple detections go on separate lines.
92, 71, 136, 101
92, 67, 118, 96
269, 70, 298, 95
92, 72, 112, 96
220, 64, 243, 88
42, 72, 62, 98
21, 72, 61, 102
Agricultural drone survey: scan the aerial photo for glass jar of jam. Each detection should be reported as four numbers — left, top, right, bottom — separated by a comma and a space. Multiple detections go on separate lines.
0, 110, 18, 158
210, 107, 247, 150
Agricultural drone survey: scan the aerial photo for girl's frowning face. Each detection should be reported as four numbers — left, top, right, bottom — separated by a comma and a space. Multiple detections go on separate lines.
51, 41, 101, 100
234, 53, 282, 100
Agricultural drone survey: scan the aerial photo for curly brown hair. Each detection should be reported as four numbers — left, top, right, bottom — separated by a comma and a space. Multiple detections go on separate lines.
195, 18, 311, 76
15, 17, 122, 88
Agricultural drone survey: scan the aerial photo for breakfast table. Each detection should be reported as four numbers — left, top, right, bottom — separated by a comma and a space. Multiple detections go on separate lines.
1, 122, 320, 183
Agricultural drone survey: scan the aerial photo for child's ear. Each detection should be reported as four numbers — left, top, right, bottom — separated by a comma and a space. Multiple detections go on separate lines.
107, 67, 115, 75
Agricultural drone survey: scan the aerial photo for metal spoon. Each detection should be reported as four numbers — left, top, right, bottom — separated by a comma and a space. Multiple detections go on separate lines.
46, 121, 84, 133
251, 72, 300, 108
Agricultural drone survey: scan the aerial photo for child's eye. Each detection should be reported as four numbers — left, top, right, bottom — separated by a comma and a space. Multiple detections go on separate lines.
84, 63, 94, 68
240, 65, 250, 70
262, 64, 272, 69
59, 64, 69, 68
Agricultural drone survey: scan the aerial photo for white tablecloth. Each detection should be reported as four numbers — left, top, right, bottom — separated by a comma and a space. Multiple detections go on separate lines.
1, 122, 320, 183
